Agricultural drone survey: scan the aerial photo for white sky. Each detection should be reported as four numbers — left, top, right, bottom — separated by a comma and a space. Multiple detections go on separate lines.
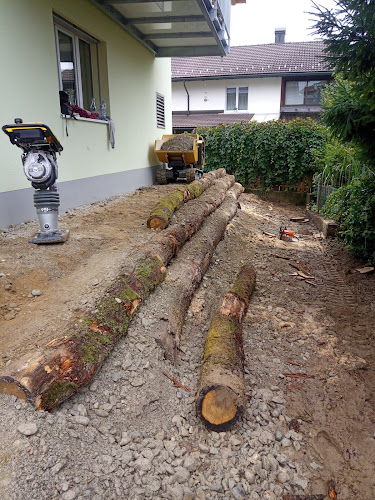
230, 0, 338, 46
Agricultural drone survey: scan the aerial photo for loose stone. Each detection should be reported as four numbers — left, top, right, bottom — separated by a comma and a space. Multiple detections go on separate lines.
4, 312, 16, 320
131, 378, 145, 387
17, 423, 38, 436
174, 466, 190, 483
62, 489, 76, 500
231, 486, 247, 499
74, 416, 90, 426
277, 471, 289, 483
275, 431, 283, 441
271, 395, 285, 405
281, 438, 292, 447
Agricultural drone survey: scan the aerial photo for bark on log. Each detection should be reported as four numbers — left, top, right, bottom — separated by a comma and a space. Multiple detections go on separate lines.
156, 183, 244, 362
147, 168, 226, 230
196, 265, 256, 431
0, 174, 236, 411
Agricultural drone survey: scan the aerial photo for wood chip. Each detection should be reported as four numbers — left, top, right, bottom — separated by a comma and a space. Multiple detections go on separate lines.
290, 217, 310, 223
270, 253, 291, 260
288, 360, 302, 367
288, 419, 300, 432
282, 495, 325, 500
263, 231, 276, 238
305, 280, 317, 287
328, 480, 338, 499
162, 371, 191, 393
297, 271, 315, 280
356, 267, 374, 274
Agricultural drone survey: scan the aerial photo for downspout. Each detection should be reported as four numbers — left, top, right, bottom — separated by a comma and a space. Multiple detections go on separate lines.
183, 81, 190, 115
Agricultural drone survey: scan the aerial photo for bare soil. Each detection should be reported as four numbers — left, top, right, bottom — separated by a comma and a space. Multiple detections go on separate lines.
0, 185, 374, 498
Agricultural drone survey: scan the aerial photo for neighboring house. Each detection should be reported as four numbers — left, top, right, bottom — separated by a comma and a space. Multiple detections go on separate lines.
172, 31, 333, 132
0, 0, 240, 228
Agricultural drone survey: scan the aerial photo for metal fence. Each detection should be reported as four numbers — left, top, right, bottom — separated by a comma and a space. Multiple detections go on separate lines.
316, 183, 337, 213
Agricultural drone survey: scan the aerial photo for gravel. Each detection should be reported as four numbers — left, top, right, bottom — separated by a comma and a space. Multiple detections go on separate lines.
0, 195, 323, 500
0, 325, 310, 500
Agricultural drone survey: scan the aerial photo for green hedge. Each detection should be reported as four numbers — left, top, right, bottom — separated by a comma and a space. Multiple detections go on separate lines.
197, 119, 329, 188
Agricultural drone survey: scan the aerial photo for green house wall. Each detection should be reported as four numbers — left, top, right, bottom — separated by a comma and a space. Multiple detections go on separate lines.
0, 0, 171, 227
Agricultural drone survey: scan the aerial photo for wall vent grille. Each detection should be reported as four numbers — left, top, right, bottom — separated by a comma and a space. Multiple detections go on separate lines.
156, 92, 165, 129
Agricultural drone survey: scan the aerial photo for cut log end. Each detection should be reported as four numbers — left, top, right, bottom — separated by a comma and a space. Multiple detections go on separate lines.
0, 378, 30, 404
147, 216, 166, 230
199, 385, 244, 431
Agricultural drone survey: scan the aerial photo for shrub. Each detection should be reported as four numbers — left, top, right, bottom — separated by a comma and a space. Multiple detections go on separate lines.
313, 136, 362, 188
322, 173, 375, 263
197, 119, 329, 188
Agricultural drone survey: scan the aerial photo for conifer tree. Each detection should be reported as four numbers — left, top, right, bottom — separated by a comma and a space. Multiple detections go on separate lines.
312, 0, 375, 165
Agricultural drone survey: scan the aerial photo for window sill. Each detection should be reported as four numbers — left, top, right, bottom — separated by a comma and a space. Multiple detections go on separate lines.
280, 105, 322, 113
61, 114, 108, 124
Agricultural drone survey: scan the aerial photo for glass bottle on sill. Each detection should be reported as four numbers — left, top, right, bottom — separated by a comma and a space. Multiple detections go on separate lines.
90, 97, 97, 112
99, 100, 107, 120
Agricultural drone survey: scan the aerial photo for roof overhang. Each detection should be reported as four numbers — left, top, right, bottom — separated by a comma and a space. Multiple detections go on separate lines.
89, 0, 233, 57
172, 71, 334, 82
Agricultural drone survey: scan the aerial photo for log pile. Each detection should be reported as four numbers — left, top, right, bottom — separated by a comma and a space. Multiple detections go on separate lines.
196, 265, 256, 431
156, 183, 244, 362
147, 168, 226, 230
0, 171, 240, 410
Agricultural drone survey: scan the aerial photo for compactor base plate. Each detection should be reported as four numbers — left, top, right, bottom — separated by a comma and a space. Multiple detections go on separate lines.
29, 229, 70, 244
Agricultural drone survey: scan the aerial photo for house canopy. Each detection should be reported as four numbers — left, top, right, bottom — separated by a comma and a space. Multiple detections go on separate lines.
89, 0, 237, 57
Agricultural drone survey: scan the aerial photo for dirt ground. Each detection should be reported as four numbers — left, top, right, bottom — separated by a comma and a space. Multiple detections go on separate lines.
0, 183, 374, 498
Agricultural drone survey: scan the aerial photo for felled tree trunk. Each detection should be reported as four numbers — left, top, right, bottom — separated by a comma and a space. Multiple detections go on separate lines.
196, 265, 256, 431
147, 168, 226, 230
156, 183, 244, 362
0, 175, 235, 411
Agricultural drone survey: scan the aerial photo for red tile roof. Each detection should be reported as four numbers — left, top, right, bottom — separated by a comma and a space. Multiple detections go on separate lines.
172, 41, 331, 80
173, 113, 254, 128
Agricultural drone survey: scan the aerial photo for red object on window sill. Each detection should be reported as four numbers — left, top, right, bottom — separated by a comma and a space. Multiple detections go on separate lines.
70, 105, 99, 120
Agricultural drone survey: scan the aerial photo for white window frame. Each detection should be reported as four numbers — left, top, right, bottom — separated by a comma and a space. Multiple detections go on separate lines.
54, 15, 98, 110
226, 86, 248, 112
284, 79, 330, 106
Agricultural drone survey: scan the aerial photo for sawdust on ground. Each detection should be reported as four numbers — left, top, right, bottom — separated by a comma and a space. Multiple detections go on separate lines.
0, 184, 374, 498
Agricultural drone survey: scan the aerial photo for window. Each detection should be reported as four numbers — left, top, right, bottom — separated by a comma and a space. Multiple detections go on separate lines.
226, 87, 248, 111
284, 80, 328, 106
156, 93, 165, 129
54, 15, 102, 111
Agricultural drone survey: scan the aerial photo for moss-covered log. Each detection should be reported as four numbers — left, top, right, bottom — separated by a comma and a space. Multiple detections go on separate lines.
156, 183, 244, 362
196, 265, 256, 431
147, 168, 226, 230
0, 255, 166, 410
0, 175, 235, 410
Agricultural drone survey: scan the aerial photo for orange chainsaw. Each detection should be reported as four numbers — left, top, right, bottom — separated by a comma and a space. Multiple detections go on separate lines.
260, 226, 298, 242
279, 226, 295, 241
